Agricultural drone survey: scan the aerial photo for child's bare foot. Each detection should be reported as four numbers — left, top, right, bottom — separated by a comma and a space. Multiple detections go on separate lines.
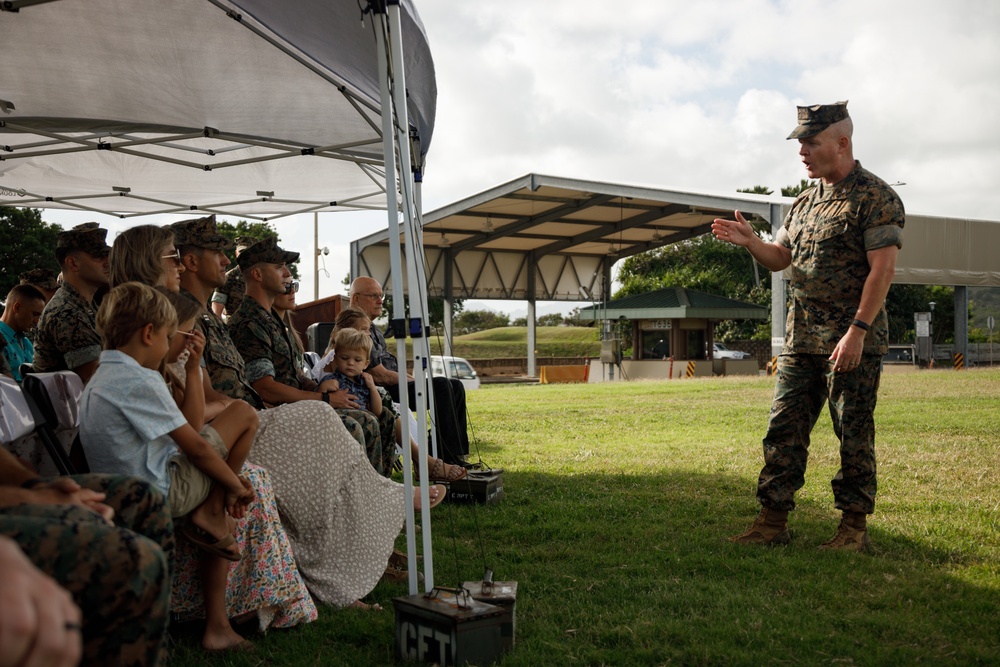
348, 599, 383, 611
202, 626, 253, 653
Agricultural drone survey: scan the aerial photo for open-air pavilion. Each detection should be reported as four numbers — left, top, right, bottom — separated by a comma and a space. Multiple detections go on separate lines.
353, 173, 1000, 376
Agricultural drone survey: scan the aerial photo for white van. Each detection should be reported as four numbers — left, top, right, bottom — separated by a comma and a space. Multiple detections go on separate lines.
429, 356, 481, 390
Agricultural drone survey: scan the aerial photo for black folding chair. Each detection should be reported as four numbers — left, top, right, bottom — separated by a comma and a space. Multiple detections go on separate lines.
20, 371, 88, 475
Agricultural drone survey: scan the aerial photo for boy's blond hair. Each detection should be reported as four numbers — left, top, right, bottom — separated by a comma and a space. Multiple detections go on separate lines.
96, 282, 177, 350
333, 327, 372, 360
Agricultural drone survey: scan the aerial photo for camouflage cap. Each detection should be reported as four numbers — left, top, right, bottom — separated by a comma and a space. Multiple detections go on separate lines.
234, 236, 255, 252
787, 100, 850, 140
169, 215, 234, 251
237, 237, 299, 271
18, 268, 60, 291
55, 222, 111, 256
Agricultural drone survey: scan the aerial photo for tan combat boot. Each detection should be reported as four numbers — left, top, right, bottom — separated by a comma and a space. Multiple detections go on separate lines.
729, 508, 790, 545
819, 511, 870, 552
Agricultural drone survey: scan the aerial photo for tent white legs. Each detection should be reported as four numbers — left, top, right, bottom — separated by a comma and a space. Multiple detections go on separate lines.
376, 0, 437, 595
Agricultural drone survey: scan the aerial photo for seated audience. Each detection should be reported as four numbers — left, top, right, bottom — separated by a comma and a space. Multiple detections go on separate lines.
1, 284, 46, 382
81, 282, 257, 652
106, 225, 319, 635
33, 223, 111, 383
350, 276, 472, 466
321, 320, 466, 483
228, 237, 397, 469
172, 216, 444, 604
0, 445, 172, 667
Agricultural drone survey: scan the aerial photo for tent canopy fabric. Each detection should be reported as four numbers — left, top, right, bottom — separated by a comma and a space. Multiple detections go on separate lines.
0, 0, 436, 221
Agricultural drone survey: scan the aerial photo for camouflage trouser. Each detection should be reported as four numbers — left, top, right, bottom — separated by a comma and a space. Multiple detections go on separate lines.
757, 353, 881, 514
337, 407, 397, 476
0, 474, 174, 667
376, 387, 402, 475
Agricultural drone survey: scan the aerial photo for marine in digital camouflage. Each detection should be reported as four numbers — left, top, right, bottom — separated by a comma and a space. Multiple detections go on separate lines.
32, 281, 102, 373
228, 295, 303, 391
0, 474, 173, 667
211, 266, 246, 316
775, 161, 904, 356
758, 151, 902, 517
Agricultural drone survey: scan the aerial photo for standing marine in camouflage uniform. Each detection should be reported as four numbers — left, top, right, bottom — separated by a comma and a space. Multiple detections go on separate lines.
210, 236, 251, 318
1, 444, 173, 666
32, 223, 111, 384
713, 101, 904, 551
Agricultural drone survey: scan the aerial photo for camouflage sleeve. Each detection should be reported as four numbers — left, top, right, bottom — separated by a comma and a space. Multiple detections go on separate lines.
860, 182, 905, 251
245, 358, 277, 384
56, 308, 102, 371
228, 312, 276, 383
775, 226, 791, 248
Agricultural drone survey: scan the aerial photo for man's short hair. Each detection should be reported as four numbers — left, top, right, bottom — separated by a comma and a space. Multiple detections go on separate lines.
5, 283, 46, 306
333, 327, 373, 359
96, 282, 177, 350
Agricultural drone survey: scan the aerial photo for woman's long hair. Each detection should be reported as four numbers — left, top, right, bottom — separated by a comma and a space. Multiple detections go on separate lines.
109, 225, 175, 288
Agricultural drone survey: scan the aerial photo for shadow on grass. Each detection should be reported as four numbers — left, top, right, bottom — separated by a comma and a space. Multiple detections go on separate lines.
166, 467, 999, 667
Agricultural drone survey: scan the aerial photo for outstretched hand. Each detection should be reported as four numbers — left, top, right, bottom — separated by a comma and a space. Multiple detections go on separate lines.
711, 210, 756, 247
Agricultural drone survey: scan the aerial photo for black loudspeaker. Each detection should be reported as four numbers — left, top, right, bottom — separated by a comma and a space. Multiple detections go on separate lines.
306, 322, 336, 354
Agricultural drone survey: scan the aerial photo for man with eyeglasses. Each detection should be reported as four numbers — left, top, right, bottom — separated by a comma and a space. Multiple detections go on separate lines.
350, 276, 471, 466
33, 223, 111, 383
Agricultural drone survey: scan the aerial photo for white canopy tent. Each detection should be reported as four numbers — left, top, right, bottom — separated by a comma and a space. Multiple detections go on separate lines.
1, 0, 440, 592
0, 0, 434, 220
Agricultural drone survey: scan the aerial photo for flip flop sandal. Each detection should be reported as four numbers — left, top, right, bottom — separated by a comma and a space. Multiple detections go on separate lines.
181, 521, 242, 561
427, 458, 468, 483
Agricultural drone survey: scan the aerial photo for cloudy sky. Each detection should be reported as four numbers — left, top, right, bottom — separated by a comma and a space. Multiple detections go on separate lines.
44, 0, 1000, 314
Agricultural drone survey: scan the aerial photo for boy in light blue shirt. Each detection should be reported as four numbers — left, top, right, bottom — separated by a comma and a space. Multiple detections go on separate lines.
81, 281, 258, 651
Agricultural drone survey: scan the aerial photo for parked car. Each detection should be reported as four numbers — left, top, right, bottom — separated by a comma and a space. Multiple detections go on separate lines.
429, 355, 481, 390
712, 342, 751, 360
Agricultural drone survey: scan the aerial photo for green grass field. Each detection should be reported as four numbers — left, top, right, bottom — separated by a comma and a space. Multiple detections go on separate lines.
168, 369, 1000, 666
403, 325, 601, 360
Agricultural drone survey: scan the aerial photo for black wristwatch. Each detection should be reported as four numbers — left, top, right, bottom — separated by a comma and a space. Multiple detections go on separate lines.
321, 391, 330, 404
851, 319, 870, 331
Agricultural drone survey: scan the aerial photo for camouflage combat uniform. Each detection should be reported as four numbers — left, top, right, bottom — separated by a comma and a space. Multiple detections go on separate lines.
760, 161, 904, 514
32, 281, 102, 373
227, 295, 393, 470
0, 474, 173, 667
210, 266, 245, 317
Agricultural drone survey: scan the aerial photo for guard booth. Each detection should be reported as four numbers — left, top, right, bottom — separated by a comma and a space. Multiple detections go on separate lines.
578, 287, 768, 381
914, 311, 933, 367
